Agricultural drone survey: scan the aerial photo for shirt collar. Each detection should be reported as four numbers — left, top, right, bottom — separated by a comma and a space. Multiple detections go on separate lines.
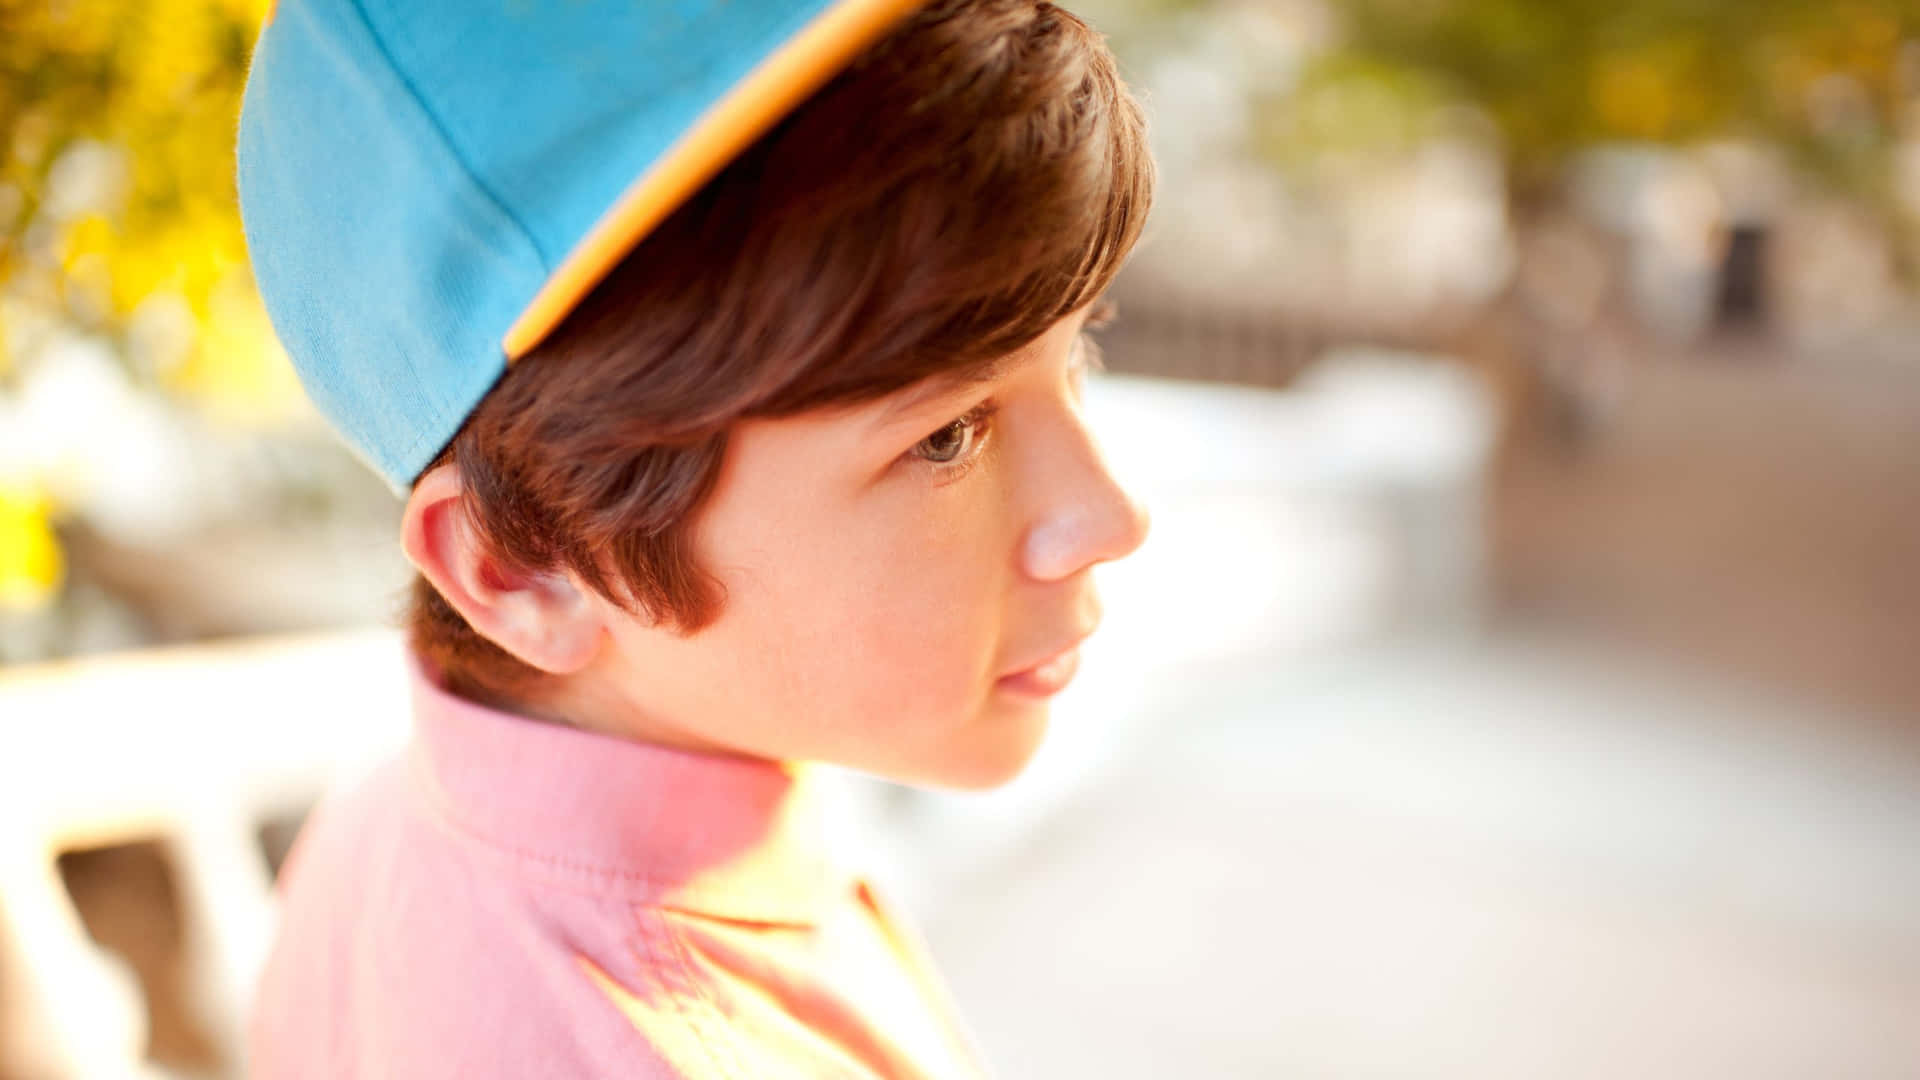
404, 647, 844, 926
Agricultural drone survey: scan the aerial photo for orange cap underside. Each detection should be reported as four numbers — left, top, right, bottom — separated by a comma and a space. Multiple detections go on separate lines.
501, 0, 925, 362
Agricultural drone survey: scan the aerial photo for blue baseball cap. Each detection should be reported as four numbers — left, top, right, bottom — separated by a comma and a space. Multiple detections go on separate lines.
237, 0, 927, 494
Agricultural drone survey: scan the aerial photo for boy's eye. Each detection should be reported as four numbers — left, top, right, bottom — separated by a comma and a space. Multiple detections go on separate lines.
917, 417, 974, 463
909, 401, 996, 473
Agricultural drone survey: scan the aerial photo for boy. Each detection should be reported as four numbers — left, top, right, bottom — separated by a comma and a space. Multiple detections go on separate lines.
236, 0, 1154, 1075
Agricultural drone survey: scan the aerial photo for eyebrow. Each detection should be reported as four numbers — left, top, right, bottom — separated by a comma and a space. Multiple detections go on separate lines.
871, 303, 1107, 431
871, 354, 1019, 430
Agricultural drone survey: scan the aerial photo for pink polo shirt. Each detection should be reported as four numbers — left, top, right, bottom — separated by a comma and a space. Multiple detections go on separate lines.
249, 649, 992, 1078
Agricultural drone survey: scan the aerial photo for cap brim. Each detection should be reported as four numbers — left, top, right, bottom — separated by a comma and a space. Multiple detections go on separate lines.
501, 0, 926, 361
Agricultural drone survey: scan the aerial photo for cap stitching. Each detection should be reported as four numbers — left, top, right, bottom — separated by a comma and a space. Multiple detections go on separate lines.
390, 348, 509, 485
347, 0, 550, 268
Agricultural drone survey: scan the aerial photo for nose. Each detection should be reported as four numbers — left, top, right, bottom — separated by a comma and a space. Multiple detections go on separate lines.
1019, 420, 1152, 583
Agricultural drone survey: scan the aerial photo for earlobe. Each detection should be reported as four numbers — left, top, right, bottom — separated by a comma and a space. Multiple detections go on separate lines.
400, 462, 605, 675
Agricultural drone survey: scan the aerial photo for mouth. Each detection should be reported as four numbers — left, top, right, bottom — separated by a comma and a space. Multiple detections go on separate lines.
995, 630, 1094, 698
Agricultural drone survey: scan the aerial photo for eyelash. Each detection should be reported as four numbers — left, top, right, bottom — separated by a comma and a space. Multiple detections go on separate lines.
901, 329, 1103, 485
909, 400, 999, 484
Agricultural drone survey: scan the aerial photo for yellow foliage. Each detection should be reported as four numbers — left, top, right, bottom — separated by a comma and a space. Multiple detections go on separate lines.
59, 213, 116, 268
0, 483, 65, 613
1594, 57, 1674, 141
30, 0, 118, 60
4, 0, 275, 408
165, 267, 306, 424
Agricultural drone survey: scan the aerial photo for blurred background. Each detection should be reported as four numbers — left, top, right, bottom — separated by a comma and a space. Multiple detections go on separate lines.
3, 0, 1919, 1076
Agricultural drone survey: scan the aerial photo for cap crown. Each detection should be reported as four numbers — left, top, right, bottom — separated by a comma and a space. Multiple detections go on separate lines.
238, 0, 921, 491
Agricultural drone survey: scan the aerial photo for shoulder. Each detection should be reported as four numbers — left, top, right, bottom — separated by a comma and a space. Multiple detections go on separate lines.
253, 759, 711, 1078
251, 936, 705, 1079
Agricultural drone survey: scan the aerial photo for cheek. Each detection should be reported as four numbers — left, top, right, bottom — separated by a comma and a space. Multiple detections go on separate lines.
839, 543, 999, 696
755, 504, 1008, 718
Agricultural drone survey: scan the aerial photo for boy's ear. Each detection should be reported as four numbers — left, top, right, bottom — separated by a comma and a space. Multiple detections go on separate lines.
401, 462, 605, 675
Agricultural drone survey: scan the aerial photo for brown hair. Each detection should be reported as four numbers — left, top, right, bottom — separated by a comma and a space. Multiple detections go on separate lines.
406, 0, 1155, 709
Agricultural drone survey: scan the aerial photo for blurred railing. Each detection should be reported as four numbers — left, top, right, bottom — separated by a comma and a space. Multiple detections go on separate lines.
1099, 283, 1435, 391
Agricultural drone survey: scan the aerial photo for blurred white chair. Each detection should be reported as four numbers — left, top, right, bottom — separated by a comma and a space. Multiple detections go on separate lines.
0, 628, 410, 1079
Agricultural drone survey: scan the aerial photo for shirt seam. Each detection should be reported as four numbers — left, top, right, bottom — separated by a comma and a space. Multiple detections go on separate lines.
405, 745, 673, 892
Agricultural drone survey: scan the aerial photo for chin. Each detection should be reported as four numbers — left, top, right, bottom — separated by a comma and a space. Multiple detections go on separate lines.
918, 705, 1052, 792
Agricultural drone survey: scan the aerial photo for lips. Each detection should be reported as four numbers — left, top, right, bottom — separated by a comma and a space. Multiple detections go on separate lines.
996, 645, 1082, 697
995, 627, 1096, 698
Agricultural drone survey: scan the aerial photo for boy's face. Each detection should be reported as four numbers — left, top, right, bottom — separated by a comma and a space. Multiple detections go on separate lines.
570, 304, 1149, 790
